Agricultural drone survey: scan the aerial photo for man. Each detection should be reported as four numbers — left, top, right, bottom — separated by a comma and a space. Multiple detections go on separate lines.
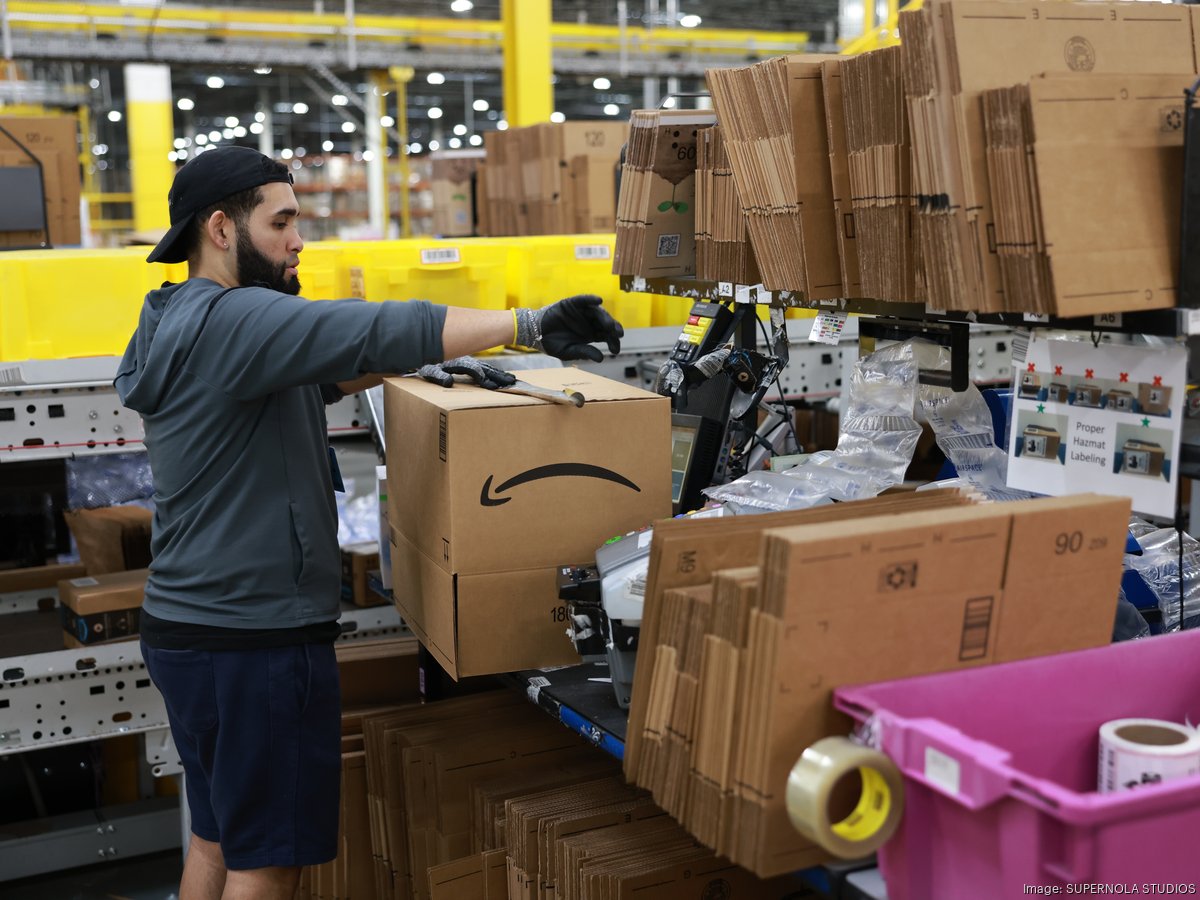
115, 146, 622, 900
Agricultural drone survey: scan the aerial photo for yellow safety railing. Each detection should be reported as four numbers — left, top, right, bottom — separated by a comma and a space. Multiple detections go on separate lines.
841, 0, 922, 55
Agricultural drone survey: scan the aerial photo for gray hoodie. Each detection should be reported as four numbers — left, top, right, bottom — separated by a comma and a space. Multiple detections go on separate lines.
115, 278, 447, 629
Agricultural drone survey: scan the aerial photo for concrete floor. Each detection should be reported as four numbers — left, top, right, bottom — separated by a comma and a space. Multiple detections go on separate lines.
0, 849, 181, 900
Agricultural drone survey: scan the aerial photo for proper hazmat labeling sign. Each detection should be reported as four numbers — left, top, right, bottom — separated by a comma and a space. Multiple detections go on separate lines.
1006, 334, 1185, 518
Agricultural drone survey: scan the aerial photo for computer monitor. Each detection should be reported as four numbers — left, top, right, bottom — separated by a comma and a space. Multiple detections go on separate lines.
671, 420, 699, 506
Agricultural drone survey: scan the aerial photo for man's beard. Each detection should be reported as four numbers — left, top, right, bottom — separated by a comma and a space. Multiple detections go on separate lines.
236, 230, 301, 295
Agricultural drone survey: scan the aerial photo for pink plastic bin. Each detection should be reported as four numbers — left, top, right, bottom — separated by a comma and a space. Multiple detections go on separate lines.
835, 630, 1200, 898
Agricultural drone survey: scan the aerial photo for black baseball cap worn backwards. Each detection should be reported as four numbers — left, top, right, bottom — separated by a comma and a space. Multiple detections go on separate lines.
146, 146, 294, 264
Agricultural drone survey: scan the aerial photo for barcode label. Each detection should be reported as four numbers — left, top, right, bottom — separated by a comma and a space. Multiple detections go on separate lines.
349, 266, 365, 299
631, 276, 647, 293
420, 247, 461, 265
526, 675, 550, 703
0, 366, 23, 386
1010, 331, 1030, 365
924, 747, 961, 796
628, 574, 646, 598
574, 244, 611, 261
438, 413, 448, 461
959, 596, 994, 661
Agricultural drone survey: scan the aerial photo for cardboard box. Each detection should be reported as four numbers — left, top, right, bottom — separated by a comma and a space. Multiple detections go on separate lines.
430, 151, 482, 237
0, 116, 81, 248
63, 505, 153, 576
57, 568, 147, 646
820, 59, 863, 298
341, 541, 383, 607
384, 368, 670, 575
0, 563, 87, 596
391, 527, 580, 678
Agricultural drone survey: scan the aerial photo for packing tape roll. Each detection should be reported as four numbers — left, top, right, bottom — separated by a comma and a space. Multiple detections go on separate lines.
785, 736, 904, 859
1098, 718, 1200, 793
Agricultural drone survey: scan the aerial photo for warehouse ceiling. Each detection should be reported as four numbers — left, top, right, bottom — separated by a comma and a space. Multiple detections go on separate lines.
10, 0, 835, 180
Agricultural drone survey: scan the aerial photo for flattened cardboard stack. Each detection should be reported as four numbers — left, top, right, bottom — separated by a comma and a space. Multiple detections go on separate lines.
820, 59, 864, 298
983, 73, 1188, 317
694, 125, 760, 284
0, 115, 82, 248
479, 122, 625, 236
625, 491, 1131, 878
841, 46, 922, 303
430, 151, 483, 237
613, 109, 716, 278
899, 0, 1197, 312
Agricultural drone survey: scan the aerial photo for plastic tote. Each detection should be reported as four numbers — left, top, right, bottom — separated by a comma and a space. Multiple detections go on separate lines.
835, 630, 1200, 897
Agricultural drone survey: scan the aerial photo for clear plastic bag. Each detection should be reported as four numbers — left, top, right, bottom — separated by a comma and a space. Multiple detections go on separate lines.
703, 339, 922, 511
66, 452, 155, 510
337, 481, 381, 547
1126, 527, 1200, 632
1112, 586, 1151, 641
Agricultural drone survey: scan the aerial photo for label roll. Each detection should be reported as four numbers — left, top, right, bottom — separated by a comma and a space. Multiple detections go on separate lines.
1098, 718, 1200, 793
785, 736, 905, 859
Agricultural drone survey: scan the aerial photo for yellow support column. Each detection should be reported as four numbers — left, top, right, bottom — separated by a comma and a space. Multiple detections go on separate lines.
390, 66, 414, 238
501, 0, 552, 126
124, 63, 174, 232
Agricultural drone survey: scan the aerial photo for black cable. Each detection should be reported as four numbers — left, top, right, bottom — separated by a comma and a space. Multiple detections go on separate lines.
756, 314, 802, 453
146, 0, 167, 56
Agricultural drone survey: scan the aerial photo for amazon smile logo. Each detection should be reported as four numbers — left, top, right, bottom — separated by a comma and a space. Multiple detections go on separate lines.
480, 463, 641, 507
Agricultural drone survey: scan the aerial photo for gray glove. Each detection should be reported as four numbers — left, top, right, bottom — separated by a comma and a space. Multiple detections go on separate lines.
513, 294, 623, 363
418, 357, 516, 390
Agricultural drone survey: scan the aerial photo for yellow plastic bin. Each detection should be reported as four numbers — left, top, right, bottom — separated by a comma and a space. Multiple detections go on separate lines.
502, 234, 619, 303
0, 248, 187, 361
296, 240, 353, 300
341, 238, 509, 310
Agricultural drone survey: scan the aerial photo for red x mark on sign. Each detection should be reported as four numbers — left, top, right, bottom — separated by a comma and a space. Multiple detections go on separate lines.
1153, 376, 1163, 387
1054, 366, 1063, 376
1085, 369, 1095, 380
1027, 363, 1036, 373
1119, 372, 1129, 383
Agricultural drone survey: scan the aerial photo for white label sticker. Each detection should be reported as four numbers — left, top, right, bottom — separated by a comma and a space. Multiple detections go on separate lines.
809, 311, 848, 345
630, 276, 647, 293
526, 675, 551, 703
818, 298, 838, 307
1094, 312, 1123, 328
924, 746, 961, 796
420, 247, 461, 265
926, 306, 947, 316
637, 530, 653, 549
1023, 313, 1050, 324
0, 365, 23, 387
69, 577, 101, 588
735, 284, 752, 304
717, 282, 734, 298
1186, 309, 1200, 336
574, 243, 611, 261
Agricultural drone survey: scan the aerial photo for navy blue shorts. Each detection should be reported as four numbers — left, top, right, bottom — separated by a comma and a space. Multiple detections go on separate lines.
142, 641, 342, 869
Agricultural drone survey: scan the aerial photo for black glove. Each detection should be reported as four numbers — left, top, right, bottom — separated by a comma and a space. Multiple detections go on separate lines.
418, 357, 516, 390
514, 294, 624, 363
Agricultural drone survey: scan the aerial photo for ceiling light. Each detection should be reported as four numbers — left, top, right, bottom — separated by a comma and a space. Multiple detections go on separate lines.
195, 133, 209, 145
167, 150, 178, 162
381, 115, 395, 127
322, 139, 334, 152
254, 111, 266, 123
222, 128, 235, 139
603, 103, 620, 116
206, 75, 225, 89
342, 121, 356, 133
332, 94, 349, 106
281, 148, 294, 159
254, 66, 272, 75
176, 149, 188, 160
409, 142, 423, 153
448, 137, 462, 149
679, 13, 702, 27
208, 130, 222, 141
224, 116, 238, 128
177, 97, 195, 111
497, 119, 508, 131
593, 77, 611, 90
233, 125, 247, 138
292, 102, 309, 115
550, 111, 566, 123
295, 147, 306, 157
107, 110, 123, 123
427, 106, 443, 120
427, 72, 445, 85
89, 78, 100, 89
428, 139, 440, 151
453, 123, 467, 136
173, 138, 187, 149
450, 0, 474, 11
468, 134, 483, 146
473, 99, 489, 112
249, 122, 264, 135
362, 149, 376, 162
92, 144, 108, 156
662, 96, 677, 108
